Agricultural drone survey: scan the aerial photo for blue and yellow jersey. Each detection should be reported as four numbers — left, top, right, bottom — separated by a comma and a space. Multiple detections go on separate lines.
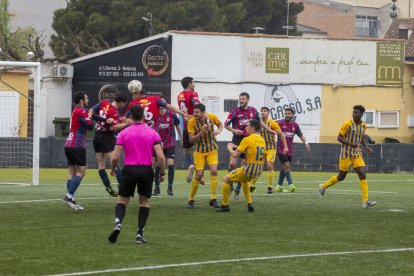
188, 113, 221, 153
260, 118, 281, 150
238, 134, 266, 178
339, 119, 367, 158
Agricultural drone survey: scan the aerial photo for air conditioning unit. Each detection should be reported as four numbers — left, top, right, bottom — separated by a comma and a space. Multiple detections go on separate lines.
52, 64, 73, 78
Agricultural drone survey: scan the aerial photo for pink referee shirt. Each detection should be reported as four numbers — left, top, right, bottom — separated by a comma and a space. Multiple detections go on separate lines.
116, 123, 161, 166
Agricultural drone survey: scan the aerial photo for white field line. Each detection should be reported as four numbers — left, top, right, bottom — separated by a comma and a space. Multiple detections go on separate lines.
46, 247, 414, 276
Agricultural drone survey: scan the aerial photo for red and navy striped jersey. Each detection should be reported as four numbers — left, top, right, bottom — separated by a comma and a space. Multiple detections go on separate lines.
177, 90, 200, 129
277, 119, 303, 156
224, 106, 260, 136
126, 96, 167, 128
64, 106, 93, 148
92, 100, 120, 132
155, 110, 180, 149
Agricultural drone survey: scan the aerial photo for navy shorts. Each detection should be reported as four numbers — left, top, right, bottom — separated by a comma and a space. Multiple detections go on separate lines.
93, 131, 116, 153
231, 135, 246, 159
182, 129, 193, 149
163, 147, 176, 159
277, 153, 292, 164
65, 147, 87, 166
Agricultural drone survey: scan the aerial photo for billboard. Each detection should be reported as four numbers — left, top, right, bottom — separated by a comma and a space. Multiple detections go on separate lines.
72, 37, 172, 106
242, 38, 404, 86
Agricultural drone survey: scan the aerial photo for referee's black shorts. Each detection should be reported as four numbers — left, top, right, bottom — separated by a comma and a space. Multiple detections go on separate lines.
93, 131, 116, 153
119, 166, 154, 198
182, 129, 193, 149
65, 147, 87, 166
231, 134, 246, 159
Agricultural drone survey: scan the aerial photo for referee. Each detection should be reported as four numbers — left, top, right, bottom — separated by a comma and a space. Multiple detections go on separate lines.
108, 104, 166, 244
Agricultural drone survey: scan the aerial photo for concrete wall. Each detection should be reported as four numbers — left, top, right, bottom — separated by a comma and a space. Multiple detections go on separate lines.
36, 137, 414, 173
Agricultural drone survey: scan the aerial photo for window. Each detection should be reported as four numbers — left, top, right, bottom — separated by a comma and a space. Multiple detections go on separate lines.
224, 99, 238, 112
407, 115, 414, 127
355, 15, 379, 37
378, 111, 399, 128
362, 110, 375, 127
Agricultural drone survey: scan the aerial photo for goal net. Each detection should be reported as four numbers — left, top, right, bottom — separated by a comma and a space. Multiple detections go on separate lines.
0, 61, 41, 185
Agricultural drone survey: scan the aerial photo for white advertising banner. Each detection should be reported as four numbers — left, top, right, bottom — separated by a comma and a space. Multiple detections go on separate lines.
243, 37, 394, 86
242, 84, 322, 142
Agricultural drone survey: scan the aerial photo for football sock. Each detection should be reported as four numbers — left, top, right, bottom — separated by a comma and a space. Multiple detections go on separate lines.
250, 178, 257, 188
360, 179, 368, 202
168, 165, 174, 187
228, 168, 234, 190
285, 171, 293, 185
189, 179, 200, 200
137, 207, 150, 236
236, 182, 241, 192
98, 169, 111, 187
184, 154, 193, 168
66, 179, 71, 193
210, 175, 218, 200
115, 203, 126, 225
241, 182, 252, 204
115, 165, 122, 185
154, 167, 160, 189
268, 170, 274, 188
277, 170, 285, 185
222, 182, 231, 206
68, 175, 82, 195
322, 175, 339, 189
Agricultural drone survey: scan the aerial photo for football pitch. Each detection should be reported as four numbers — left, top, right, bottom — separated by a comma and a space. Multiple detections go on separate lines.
1, 169, 413, 275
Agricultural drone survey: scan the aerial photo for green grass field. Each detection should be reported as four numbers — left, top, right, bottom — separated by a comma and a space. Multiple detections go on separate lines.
1, 169, 414, 275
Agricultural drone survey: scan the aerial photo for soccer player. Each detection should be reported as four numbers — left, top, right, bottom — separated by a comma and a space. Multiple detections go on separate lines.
224, 92, 277, 199
249, 107, 288, 194
177, 77, 200, 183
153, 103, 182, 196
187, 103, 223, 209
126, 80, 189, 128
217, 119, 266, 212
90, 85, 127, 197
275, 107, 310, 192
63, 92, 93, 210
319, 105, 376, 209
108, 105, 166, 244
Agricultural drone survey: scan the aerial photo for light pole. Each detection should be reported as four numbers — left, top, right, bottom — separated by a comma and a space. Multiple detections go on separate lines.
282, 0, 294, 36
142, 12, 153, 37
390, 0, 398, 20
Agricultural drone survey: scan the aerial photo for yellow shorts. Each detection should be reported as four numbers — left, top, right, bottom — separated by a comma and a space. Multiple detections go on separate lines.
339, 156, 366, 171
264, 149, 276, 163
228, 167, 253, 183
194, 150, 218, 171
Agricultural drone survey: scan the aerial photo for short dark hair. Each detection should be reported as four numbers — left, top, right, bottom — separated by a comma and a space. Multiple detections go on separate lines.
284, 107, 295, 115
239, 92, 250, 99
181, 77, 193, 89
260, 107, 269, 112
194, 103, 206, 113
353, 105, 365, 114
115, 93, 127, 103
248, 119, 261, 131
131, 104, 144, 121
73, 91, 86, 104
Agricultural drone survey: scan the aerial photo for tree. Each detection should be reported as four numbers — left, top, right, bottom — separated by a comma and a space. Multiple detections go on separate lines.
0, 0, 45, 61
50, 0, 303, 60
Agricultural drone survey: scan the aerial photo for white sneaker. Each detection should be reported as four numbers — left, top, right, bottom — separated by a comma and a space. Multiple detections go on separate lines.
319, 184, 325, 198
362, 200, 376, 209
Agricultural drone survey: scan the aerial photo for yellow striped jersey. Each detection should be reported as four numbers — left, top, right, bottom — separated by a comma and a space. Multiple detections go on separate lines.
238, 134, 266, 178
339, 119, 367, 158
260, 118, 281, 150
188, 113, 221, 153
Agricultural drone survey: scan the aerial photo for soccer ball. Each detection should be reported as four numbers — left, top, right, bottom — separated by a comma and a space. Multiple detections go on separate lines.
128, 80, 143, 93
